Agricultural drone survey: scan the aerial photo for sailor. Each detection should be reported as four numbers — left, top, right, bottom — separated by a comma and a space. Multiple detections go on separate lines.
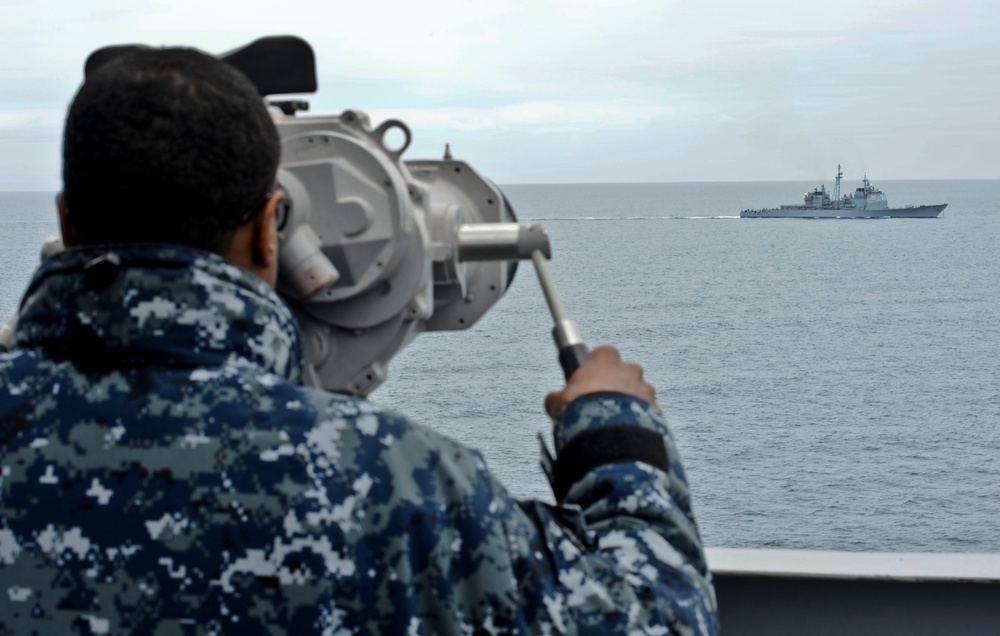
0, 47, 718, 634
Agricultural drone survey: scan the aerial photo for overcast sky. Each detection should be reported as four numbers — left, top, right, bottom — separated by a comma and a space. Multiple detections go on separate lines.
1, 0, 996, 189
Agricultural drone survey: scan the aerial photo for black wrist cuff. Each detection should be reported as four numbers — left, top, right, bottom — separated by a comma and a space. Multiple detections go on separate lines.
553, 424, 669, 502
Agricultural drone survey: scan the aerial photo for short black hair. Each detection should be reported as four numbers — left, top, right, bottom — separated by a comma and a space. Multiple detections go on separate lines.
62, 47, 280, 253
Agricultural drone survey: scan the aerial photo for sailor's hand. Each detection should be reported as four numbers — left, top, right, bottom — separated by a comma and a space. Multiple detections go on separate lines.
544, 345, 658, 418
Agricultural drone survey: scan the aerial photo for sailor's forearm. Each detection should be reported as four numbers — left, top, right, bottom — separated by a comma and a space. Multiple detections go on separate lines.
551, 393, 714, 585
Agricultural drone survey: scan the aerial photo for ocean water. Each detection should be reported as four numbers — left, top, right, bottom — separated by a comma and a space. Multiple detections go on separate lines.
2, 181, 998, 553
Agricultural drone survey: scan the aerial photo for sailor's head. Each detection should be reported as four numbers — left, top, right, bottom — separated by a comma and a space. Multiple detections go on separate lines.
58, 46, 283, 283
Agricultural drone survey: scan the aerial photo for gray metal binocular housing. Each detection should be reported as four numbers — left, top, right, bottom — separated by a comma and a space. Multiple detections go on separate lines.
213, 36, 550, 395
273, 106, 549, 395
225, 36, 551, 395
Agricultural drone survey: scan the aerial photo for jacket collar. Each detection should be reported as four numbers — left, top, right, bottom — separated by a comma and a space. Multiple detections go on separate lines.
16, 243, 303, 381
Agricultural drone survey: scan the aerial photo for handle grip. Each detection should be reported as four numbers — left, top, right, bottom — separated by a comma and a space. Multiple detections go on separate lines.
558, 343, 589, 380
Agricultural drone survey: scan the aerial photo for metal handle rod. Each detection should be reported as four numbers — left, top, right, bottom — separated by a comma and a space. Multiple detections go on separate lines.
532, 249, 588, 380
458, 223, 552, 262
531, 249, 568, 323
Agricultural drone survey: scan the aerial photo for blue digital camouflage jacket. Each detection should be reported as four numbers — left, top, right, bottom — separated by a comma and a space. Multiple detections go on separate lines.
0, 244, 718, 635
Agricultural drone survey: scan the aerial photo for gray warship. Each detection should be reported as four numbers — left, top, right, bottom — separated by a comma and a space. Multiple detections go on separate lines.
741, 165, 947, 218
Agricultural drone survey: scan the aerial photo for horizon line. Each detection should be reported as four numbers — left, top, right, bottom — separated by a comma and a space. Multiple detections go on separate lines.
2, 176, 998, 195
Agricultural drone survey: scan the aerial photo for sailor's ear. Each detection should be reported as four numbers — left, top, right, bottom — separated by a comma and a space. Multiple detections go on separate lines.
56, 192, 79, 248
223, 190, 281, 288
250, 190, 282, 287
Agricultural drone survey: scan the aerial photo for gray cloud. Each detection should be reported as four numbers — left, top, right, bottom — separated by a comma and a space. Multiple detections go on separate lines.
0, 0, 996, 185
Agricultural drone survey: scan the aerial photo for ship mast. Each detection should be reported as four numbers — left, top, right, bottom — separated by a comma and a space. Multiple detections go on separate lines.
834, 163, 843, 203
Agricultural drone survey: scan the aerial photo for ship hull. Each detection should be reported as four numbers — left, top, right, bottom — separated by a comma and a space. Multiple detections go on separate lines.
741, 204, 947, 219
